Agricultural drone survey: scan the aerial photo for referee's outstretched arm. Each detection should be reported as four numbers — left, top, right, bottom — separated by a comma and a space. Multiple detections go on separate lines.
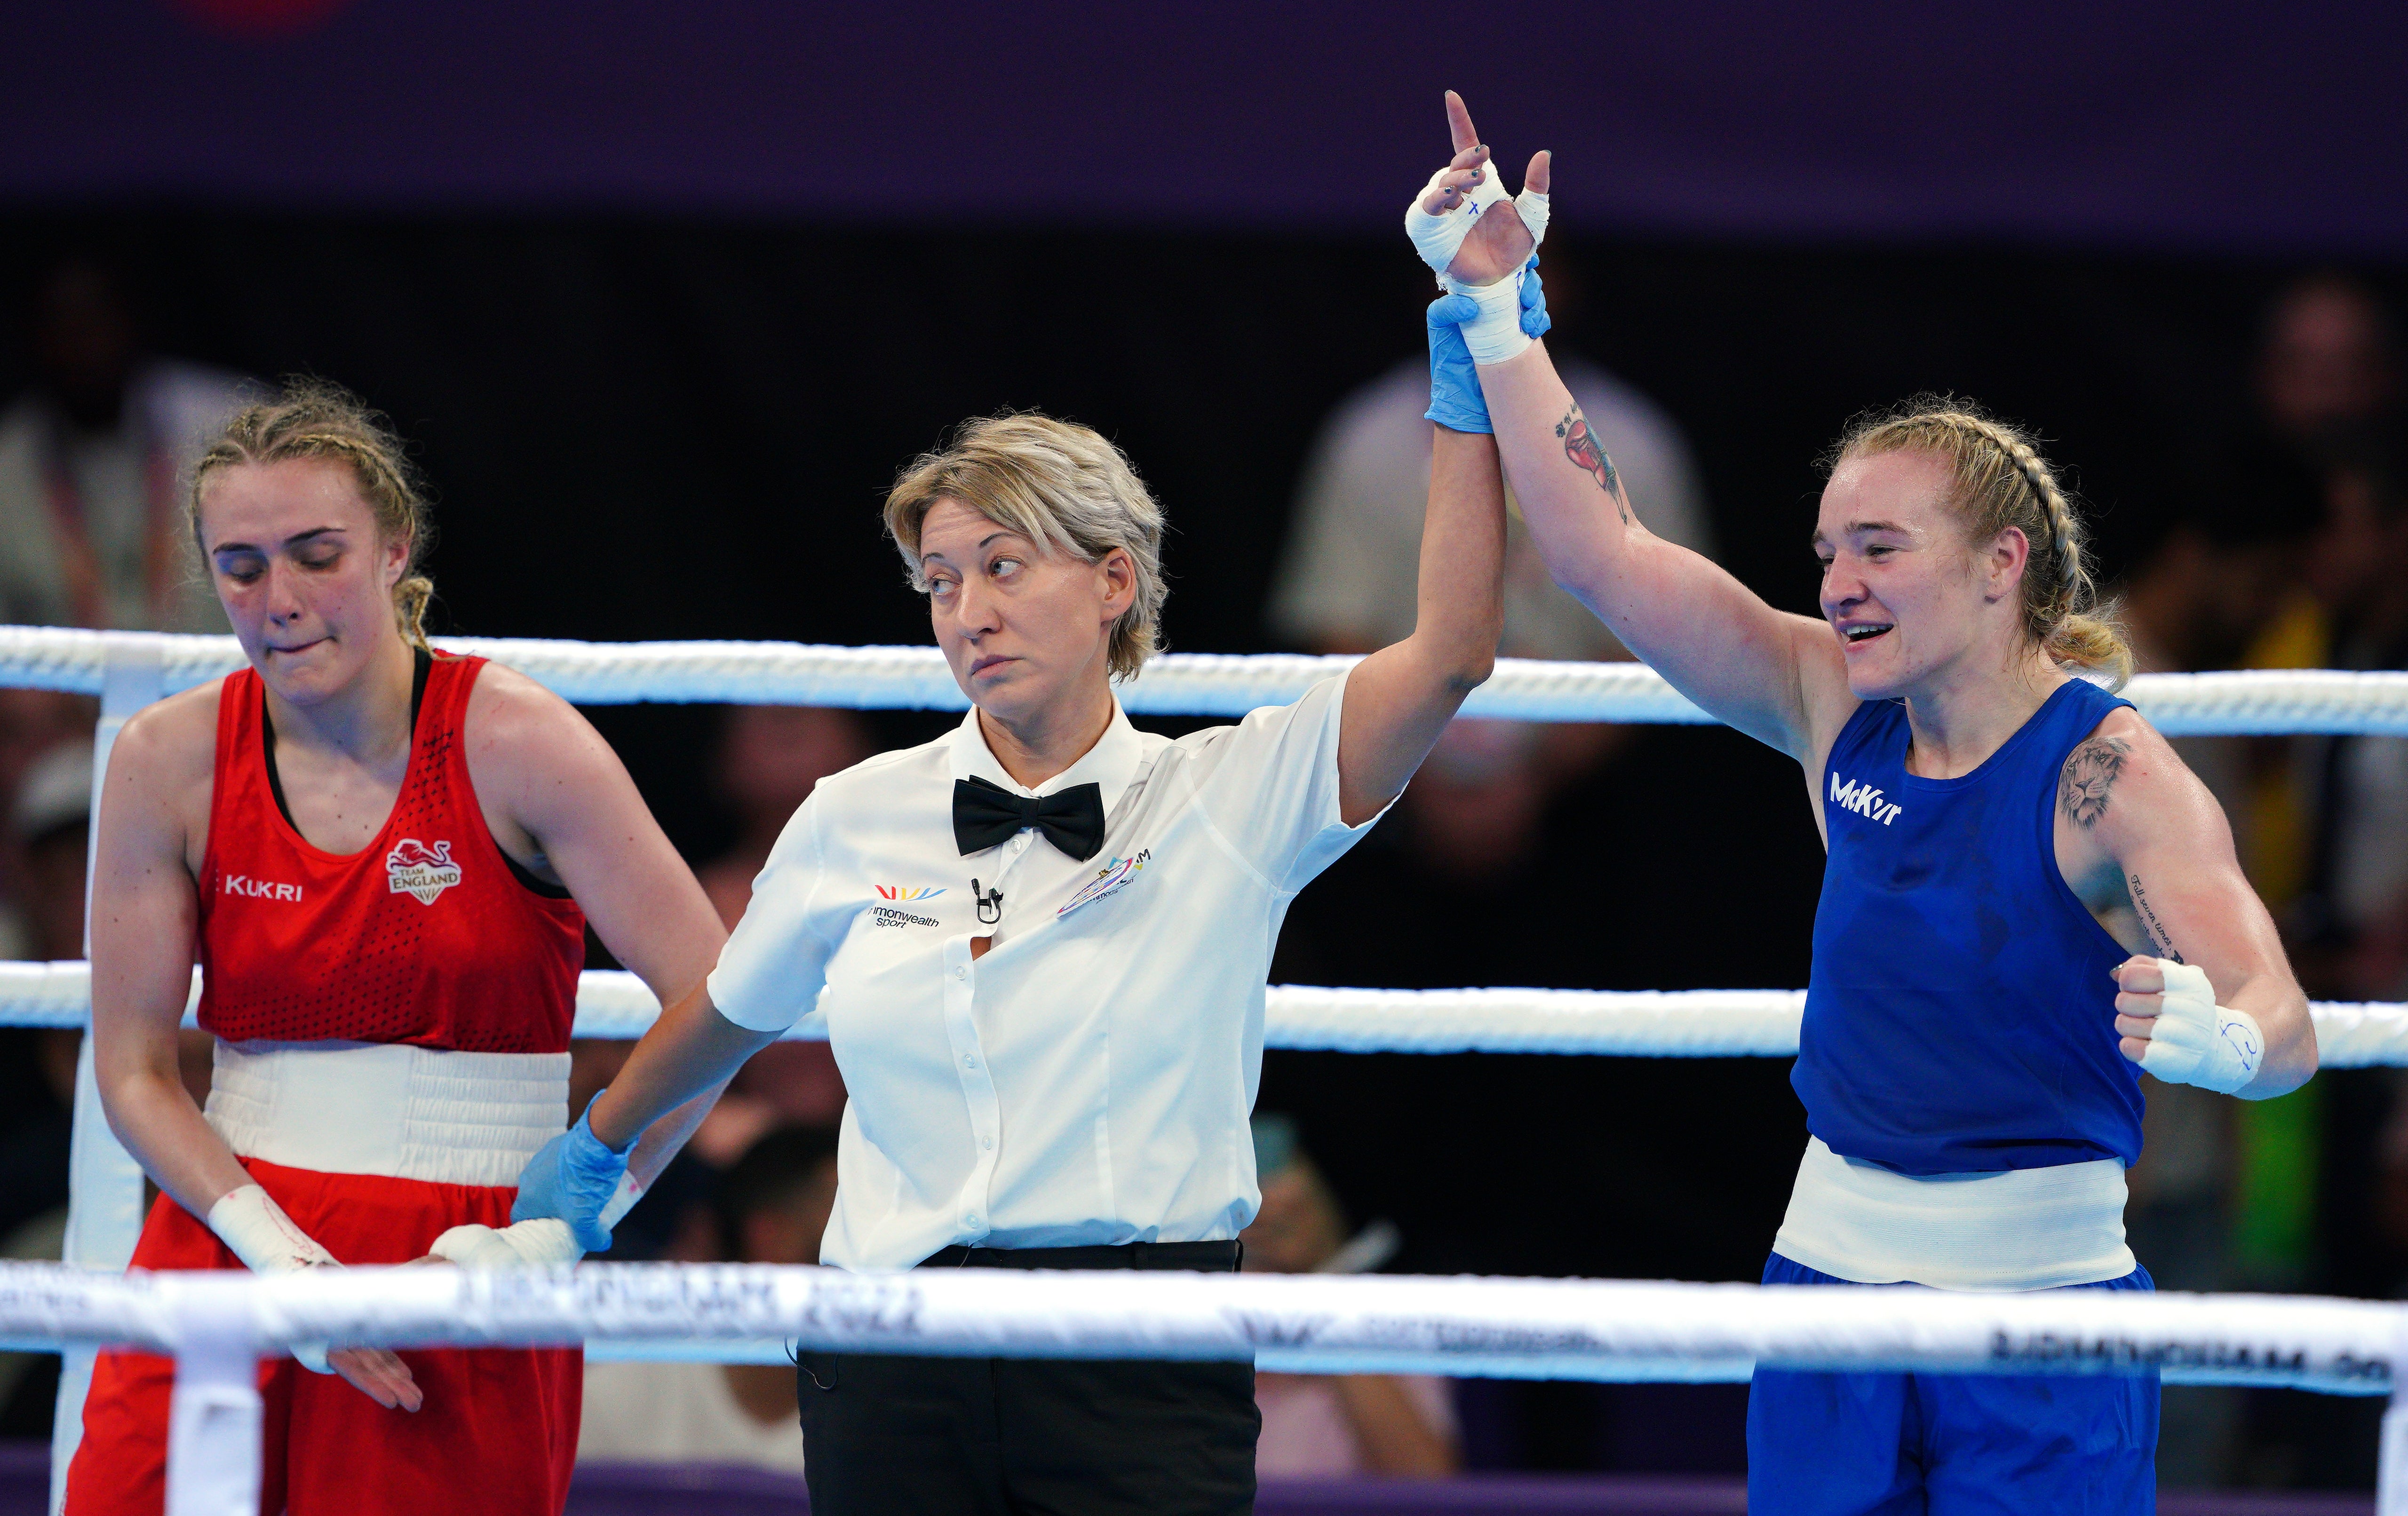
1330, 424, 1509, 826
578, 425, 1511, 1160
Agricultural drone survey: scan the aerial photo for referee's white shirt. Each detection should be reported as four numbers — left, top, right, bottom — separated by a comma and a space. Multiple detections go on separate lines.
707, 675, 1380, 1272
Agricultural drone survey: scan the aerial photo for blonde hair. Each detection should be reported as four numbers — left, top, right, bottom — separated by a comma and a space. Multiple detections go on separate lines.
883, 413, 1168, 681
188, 379, 436, 651
1828, 397, 2131, 688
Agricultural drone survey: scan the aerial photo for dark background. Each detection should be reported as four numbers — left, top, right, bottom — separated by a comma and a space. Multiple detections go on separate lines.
6, 210, 2394, 1293
8, 0, 2408, 1482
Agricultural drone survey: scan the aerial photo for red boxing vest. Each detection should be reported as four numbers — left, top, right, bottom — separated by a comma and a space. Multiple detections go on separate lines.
196, 653, 585, 1052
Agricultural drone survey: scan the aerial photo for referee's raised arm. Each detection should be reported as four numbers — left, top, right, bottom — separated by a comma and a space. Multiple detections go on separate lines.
509, 404, 1509, 1516
1333, 423, 1508, 825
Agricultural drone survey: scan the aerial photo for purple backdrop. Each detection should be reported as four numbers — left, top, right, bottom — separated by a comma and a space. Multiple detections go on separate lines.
4, 0, 2404, 255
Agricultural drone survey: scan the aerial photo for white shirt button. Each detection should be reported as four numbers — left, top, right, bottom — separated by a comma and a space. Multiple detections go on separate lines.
965, 1214, 978, 1227
954, 966, 968, 980
983, 1138, 993, 1150
964, 1054, 977, 1068
1012, 834, 1030, 853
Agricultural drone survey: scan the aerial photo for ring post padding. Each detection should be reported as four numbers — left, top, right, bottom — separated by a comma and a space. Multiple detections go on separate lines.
56, 638, 166, 1515
163, 1274, 262, 1516
2385, 1309, 2408, 1516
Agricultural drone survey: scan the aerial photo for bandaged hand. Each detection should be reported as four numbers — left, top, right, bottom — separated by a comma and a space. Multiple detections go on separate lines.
1404, 90, 1551, 365
509, 1096, 640, 1253
2115, 957, 2265, 1095
428, 1219, 578, 1270
207, 1184, 422, 1410
437, 1172, 640, 1269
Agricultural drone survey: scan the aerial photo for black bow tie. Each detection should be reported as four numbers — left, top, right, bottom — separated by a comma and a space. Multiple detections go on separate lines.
952, 776, 1107, 862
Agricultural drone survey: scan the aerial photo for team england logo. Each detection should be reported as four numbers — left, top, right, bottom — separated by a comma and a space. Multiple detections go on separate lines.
386, 838, 462, 905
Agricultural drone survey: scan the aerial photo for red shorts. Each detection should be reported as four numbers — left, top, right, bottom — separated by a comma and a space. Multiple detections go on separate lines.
64, 1157, 580, 1516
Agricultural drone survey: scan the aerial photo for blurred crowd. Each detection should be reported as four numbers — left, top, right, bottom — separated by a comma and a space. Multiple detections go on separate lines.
0, 251, 2403, 1488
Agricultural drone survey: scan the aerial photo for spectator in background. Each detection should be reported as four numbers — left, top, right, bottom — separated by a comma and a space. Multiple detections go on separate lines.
695, 705, 877, 923
567, 706, 873, 1227
2216, 273, 2408, 1483
0, 743, 99, 1433
2287, 448, 2408, 997
8, 739, 92, 965
1241, 1115, 1456, 1480
2257, 273, 2399, 465
1266, 248, 1710, 886
578, 1124, 840, 1476
687, 706, 874, 1155
0, 258, 250, 634
0, 742, 89, 1237
0, 257, 246, 954
0, 689, 90, 933
2116, 480, 2324, 1486
2227, 281, 2406, 974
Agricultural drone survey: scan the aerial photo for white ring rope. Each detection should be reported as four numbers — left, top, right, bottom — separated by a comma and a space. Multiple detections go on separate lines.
24, 628, 2408, 1504
10, 626, 2408, 732
6, 962, 2405, 1065
0, 1260, 2389, 1393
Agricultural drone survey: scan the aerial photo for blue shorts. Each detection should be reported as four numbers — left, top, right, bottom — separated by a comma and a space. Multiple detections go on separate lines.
1747, 1252, 2159, 1516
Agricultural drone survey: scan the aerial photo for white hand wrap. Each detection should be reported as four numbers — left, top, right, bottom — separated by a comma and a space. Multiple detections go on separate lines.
207, 1184, 338, 1372
429, 1218, 581, 1270
1403, 163, 1551, 295
2137, 960, 2265, 1095
1405, 162, 1507, 288
1514, 188, 1550, 248
1405, 161, 1551, 366
1459, 277, 1531, 367
600, 1167, 644, 1229
430, 1169, 642, 1269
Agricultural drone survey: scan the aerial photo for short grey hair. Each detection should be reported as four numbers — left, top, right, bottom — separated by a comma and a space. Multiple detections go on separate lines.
883, 412, 1169, 680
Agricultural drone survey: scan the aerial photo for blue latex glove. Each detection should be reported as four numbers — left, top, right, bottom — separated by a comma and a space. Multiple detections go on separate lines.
1423, 256, 1552, 434
1423, 291, 1487, 433
1518, 256, 1552, 341
510, 1094, 631, 1253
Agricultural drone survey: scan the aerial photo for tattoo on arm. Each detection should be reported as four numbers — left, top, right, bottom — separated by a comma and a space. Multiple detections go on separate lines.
1555, 407, 1630, 526
2057, 737, 2129, 829
2128, 872, 2184, 963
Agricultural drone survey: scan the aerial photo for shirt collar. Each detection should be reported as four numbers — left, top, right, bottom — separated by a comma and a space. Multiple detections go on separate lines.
947, 700, 1145, 816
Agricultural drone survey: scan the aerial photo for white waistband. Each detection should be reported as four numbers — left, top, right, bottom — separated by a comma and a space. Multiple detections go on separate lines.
205, 1041, 570, 1189
1772, 1136, 2135, 1291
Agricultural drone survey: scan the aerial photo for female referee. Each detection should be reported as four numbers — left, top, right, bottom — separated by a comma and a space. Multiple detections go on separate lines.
1410, 92, 2316, 1514
67, 381, 728, 1516
510, 376, 1517, 1514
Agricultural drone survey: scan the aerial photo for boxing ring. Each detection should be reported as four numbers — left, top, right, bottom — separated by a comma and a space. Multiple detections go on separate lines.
11, 626, 2408, 1513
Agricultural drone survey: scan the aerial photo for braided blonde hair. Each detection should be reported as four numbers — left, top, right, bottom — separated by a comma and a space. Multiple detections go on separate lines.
1828, 397, 2130, 688
187, 379, 437, 651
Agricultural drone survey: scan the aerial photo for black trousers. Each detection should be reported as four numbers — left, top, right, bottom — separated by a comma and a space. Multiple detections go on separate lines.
797, 1242, 1257, 1516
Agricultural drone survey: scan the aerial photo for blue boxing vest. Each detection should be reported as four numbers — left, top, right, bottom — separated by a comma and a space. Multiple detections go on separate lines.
1793, 678, 2144, 1176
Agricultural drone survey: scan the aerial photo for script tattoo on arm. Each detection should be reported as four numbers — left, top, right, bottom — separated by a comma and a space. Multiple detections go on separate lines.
2128, 871, 2184, 963
1555, 407, 1629, 526
2057, 736, 2129, 830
